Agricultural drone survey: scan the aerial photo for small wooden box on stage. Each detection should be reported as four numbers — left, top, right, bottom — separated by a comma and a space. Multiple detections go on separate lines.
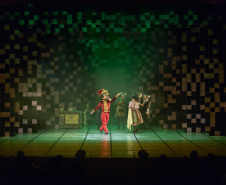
60, 111, 82, 129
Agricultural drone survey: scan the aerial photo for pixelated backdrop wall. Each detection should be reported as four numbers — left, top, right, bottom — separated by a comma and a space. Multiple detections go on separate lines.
0, 7, 226, 136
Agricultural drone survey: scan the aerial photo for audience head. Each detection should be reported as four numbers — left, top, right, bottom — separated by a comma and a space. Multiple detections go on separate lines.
190, 150, 198, 160
17, 151, 25, 159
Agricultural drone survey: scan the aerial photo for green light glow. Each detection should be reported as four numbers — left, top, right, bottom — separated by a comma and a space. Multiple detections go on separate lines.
29, 20, 34, 25
19, 20, 24, 25
59, 24, 64, 28
34, 15, 39, 20
55, 28, 60, 33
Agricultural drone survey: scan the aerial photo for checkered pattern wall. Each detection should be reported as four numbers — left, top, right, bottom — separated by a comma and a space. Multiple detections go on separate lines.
0, 9, 226, 136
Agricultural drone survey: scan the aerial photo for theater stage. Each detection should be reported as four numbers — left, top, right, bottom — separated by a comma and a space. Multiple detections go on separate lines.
1, 124, 226, 158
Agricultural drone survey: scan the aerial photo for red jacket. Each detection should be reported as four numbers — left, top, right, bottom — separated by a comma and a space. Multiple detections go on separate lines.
94, 97, 117, 114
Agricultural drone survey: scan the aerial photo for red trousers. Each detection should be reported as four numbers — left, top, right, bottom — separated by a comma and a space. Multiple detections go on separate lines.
100, 112, 110, 134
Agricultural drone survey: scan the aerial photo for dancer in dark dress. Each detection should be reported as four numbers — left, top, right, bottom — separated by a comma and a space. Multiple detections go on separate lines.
115, 93, 126, 129
139, 94, 151, 129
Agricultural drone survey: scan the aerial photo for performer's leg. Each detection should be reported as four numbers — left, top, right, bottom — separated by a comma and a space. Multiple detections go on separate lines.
119, 117, 125, 129
139, 114, 143, 128
133, 126, 138, 133
100, 114, 104, 132
105, 113, 110, 133
140, 114, 145, 128
143, 117, 146, 129
101, 113, 109, 134
144, 115, 148, 129
99, 124, 103, 131
117, 118, 120, 129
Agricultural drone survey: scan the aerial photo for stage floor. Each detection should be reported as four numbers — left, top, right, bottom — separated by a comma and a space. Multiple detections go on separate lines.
1, 124, 226, 158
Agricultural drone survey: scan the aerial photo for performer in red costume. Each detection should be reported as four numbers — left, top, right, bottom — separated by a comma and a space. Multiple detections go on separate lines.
90, 89, 121, 135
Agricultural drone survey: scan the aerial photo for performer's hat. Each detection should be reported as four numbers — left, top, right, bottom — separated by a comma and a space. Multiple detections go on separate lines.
96, 89, 109, 97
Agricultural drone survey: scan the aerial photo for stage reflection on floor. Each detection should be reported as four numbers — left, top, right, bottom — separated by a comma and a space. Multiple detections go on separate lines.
1, 125, 226, 158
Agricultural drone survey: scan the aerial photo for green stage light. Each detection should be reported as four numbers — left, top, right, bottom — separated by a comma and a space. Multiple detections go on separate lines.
150, 15, 155, 20
73, 23, 78, 28
155, 20, 160, 25
46, 29, 51, 34
43, 19, 48, 25
14, 44, 20, 50
188, 10, 194, 15
14, 30, 20, 35
114, 28, 123, 33
62, 11, 68, 15
67, 16, 73, 24
68, 28, 73, 33
169, 11, 174, 15
77, 12, 82, 20
193, 15, 198, 20
82, 27, 87, 32
29, 20, 34, 25
164, 24, 169, 28
34, 15, 39, 20
19, 20, 24, 25
87, 20, 92, 25
208, 15, 213, 20
203, 20, 208, 25
160, 15, 166, 20
55, 28, 60, 33
91, 23, 96, 28
188, 20, 193, 25
140, 15, 145, 20
52, 19, 58, 24
141, 28, 146, 33
9, 15, 15, 21
184, 15, 189, 20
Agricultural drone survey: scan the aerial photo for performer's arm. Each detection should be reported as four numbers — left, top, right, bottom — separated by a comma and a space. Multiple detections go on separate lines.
110, 93, 121, 103
138, 102, 144, 107
110, 97, 117, 103
89, 102, 102, 114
